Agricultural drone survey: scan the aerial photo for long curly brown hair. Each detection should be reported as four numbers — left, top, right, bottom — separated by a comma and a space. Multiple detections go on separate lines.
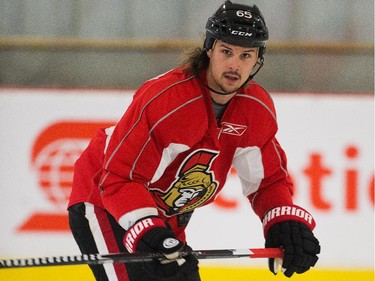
179, 47, 210, 73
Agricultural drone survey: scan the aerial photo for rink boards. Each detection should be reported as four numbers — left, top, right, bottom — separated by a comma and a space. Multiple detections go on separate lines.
0, 88, 373, 280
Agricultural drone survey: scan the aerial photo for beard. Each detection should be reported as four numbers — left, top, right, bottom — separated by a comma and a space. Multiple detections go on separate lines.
212, 71, 243, 94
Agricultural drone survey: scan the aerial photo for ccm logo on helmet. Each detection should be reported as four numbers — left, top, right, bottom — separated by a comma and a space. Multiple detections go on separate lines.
231, 30, 253, 37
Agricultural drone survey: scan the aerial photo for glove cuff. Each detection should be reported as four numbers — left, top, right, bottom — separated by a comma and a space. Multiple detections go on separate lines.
262, 205, 316, 237
124, 216, 166, 253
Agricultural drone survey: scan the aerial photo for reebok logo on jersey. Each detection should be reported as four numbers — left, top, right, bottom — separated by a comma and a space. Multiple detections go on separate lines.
221, 122, 247, 136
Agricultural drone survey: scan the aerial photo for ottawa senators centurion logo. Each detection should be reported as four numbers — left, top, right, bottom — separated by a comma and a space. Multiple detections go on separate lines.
153, 150, 219, 217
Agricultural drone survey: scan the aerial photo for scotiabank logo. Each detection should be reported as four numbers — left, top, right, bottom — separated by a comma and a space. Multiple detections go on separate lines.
17, 121, 114, 232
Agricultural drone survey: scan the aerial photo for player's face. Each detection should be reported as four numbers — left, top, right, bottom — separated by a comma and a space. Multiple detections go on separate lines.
206, 40, 259, 95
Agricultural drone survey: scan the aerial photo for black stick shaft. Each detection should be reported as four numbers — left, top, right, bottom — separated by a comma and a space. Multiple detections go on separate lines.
0, 248, 283, 269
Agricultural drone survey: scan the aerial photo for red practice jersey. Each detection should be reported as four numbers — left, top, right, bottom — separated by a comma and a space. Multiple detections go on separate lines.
69, 67, 294, 242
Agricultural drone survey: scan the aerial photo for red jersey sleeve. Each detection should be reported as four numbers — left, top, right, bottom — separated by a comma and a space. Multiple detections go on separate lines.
98, 69, 205, 223
248, 137, 294, 219
233, 83, 294, 220
99, 93, 160, 222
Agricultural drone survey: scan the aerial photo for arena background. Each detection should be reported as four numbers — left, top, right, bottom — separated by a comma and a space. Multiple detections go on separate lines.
0, 1, 373, 280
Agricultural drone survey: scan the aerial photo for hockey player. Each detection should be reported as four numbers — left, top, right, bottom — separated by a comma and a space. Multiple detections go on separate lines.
68, 1, 320, 280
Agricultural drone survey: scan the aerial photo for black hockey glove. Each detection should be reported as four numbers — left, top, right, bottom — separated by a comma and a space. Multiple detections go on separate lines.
123, 216, 188, 278
263, 205, 320, 277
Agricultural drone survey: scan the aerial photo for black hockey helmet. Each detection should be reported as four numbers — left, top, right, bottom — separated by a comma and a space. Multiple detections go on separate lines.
204, 1, 268, 58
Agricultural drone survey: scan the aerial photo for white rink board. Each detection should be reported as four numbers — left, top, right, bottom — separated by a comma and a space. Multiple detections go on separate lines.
0, 88, 373, 270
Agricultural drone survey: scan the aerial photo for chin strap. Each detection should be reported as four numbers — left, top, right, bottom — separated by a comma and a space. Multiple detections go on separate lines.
248, 58, 264, 80
193, 58, 264, 96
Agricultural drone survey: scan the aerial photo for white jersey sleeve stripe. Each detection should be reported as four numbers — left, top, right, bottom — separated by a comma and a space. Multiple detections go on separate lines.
232, 146, 264, 197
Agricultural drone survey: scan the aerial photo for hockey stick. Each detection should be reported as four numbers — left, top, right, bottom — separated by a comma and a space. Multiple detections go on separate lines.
0, 248, 283, 269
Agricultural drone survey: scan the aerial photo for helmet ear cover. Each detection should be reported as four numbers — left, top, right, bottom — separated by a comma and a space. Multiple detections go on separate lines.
259, 46, 266, 59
